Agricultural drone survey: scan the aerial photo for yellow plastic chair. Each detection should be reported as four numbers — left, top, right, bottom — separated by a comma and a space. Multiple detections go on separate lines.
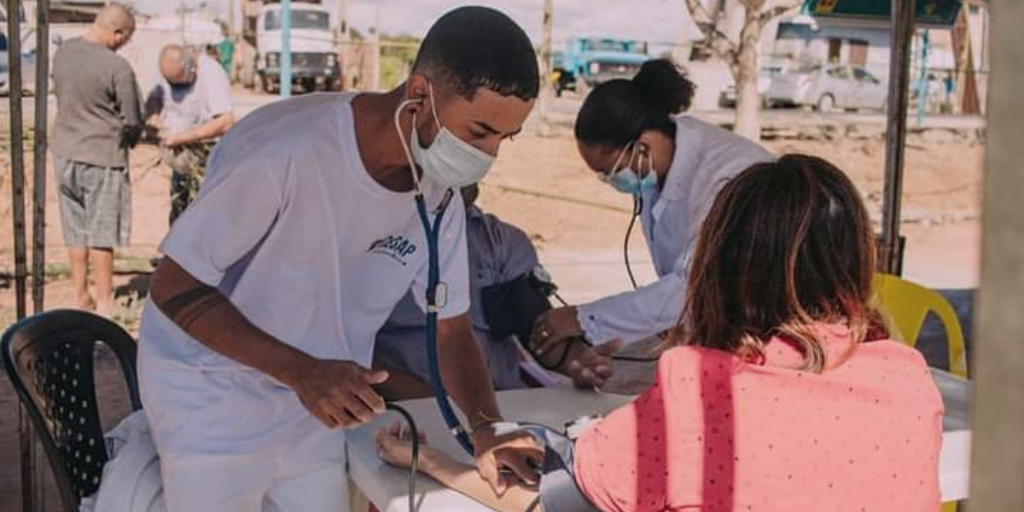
873, 273, 968, 378
874, 274, 966, 512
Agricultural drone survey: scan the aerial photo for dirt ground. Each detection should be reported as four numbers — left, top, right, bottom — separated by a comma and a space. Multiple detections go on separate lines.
0, 129, 984, 511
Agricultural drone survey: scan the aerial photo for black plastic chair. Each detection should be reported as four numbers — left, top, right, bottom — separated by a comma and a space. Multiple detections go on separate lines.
2, 309, 141, 512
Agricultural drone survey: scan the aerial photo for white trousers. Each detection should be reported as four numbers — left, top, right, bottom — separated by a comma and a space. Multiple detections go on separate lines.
140, 346, 351, 512
160, 424, 349, 512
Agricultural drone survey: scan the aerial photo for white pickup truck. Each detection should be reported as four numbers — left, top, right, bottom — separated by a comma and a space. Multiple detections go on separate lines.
255, 2, 340, 93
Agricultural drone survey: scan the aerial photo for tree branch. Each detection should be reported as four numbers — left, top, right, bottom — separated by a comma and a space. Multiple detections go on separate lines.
682, 0, 738, 60
758, 0, 804, 25
683, 0, 719, 25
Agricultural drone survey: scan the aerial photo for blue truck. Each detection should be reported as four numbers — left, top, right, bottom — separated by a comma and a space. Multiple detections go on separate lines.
552, 37, 651, 96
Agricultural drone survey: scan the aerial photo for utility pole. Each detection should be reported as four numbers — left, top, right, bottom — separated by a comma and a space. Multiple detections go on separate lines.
280, 0, 292, 97
227, 0, 235, 37
538, 0, 553, 129
338, 0, 348, 39
367, 5, 380, 90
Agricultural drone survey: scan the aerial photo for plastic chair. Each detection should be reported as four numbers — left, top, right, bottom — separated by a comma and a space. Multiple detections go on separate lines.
873, 274, 968, 378
873, 275, 963, 512
2, 310, 141, 512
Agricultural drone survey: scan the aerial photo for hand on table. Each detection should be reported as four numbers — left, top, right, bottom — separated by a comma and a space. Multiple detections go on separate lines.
531, 306, 583, 356
567, 339, 622, 389
472, 424, 545, 496
376, 420, 430, 469
289, 358, 389, 429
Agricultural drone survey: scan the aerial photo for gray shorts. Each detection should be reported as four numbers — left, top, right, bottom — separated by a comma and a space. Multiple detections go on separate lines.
55, 158, 131, 248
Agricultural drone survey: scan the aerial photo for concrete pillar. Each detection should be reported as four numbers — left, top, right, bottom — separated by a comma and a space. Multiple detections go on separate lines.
969, 1, 1024, 510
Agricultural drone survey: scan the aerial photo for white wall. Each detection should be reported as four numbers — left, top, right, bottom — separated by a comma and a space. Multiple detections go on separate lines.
800, 24, 892, 78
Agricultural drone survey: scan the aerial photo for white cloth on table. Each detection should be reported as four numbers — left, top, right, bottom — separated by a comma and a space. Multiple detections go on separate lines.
79, 410, 164, 512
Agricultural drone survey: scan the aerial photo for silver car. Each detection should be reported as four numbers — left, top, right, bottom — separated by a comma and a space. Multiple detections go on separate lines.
718, 66, 781, 108
767, 64, 887, 112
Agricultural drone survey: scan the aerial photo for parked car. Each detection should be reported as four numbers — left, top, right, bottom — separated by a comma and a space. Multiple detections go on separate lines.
552, 37, 650, 96
718, 66, 781, 108
255, 2, 341, 94
767, 63, 887, 112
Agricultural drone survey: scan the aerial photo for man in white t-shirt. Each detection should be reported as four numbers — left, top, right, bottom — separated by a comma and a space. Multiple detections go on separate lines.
138, 7, 570, 511
144, 44, 234, 224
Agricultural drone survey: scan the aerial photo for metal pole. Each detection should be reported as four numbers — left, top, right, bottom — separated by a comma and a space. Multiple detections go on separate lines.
915, 29, 930, 127
33, 0, 48, 315
879, 0, 916, 275
6, 1, 36, 511
538, 0, 553, 128
29, 5, 48, 507
227, 0, 235, 37
971, 0, 1024, 508
338, 0, 348, 39
280, 0, 291, 97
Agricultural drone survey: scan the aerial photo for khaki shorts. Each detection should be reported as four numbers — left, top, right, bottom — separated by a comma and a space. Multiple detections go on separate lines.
55, 158, 131, 248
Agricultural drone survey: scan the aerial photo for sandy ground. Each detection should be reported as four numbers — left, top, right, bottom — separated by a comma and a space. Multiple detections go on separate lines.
0, 124, 983, 510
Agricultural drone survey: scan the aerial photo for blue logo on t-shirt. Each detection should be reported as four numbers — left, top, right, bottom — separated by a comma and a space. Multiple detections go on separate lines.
368, 235, 417, 266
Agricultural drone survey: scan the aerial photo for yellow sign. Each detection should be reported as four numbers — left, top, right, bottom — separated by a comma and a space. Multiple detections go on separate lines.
816, 0, 841, 14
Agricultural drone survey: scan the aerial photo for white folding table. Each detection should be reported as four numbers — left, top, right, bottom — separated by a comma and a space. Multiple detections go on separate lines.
347, 370, 971, 512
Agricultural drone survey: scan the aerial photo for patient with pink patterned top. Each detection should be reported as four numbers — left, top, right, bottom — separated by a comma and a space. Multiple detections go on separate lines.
377, 154, 944, 512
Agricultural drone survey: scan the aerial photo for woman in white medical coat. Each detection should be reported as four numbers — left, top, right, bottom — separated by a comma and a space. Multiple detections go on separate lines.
533, 59, 774, 357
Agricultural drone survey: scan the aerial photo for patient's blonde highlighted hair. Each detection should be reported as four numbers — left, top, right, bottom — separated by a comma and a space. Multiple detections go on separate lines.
672, 154, 888, 372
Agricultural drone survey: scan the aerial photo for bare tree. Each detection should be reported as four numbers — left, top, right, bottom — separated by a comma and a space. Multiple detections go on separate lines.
683, 0, 801, 140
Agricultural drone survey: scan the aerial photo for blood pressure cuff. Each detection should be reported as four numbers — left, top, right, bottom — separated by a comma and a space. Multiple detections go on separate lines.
480, 273, 553, 344
522, 426, 602, 512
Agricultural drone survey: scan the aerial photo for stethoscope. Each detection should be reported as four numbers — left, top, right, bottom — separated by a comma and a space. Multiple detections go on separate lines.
612, 144, 653, 291
394, 97, 476, 455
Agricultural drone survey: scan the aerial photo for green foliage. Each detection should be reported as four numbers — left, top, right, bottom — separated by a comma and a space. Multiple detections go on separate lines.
380, 33, 421, 90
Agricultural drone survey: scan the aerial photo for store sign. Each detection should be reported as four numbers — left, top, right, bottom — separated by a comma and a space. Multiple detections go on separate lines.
804, 0, 962, 27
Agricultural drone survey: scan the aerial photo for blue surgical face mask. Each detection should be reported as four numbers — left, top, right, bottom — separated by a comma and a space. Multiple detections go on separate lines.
602, 143, 658, 195
405, 84, 495, 190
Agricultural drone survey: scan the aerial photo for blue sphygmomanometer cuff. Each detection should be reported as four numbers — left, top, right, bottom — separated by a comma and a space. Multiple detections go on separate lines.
522, 426, 602, 512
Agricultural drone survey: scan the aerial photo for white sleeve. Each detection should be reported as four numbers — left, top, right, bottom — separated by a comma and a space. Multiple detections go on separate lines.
159, 148, 282, 286
575, 262, 689, 346
411, 196, 470, 319
203, 59, 233, 117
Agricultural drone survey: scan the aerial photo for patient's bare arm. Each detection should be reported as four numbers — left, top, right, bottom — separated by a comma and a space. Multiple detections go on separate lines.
375, 423, 542, 512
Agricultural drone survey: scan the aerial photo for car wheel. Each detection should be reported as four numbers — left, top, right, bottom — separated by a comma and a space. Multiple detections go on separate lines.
300, 78, 316, 93
325, 77, 342, 92
816, 94, 835, 113
260, 74, 277, 94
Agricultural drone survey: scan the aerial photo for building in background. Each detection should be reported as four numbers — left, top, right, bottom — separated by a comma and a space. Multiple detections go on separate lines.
698, 0, 988, 114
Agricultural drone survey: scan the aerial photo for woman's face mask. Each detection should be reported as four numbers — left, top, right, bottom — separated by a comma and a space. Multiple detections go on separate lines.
601, 142, 658, 195
396, 84, 496, 190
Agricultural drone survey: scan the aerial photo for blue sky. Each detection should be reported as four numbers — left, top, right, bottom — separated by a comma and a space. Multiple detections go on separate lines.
133, 0, 701, 48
